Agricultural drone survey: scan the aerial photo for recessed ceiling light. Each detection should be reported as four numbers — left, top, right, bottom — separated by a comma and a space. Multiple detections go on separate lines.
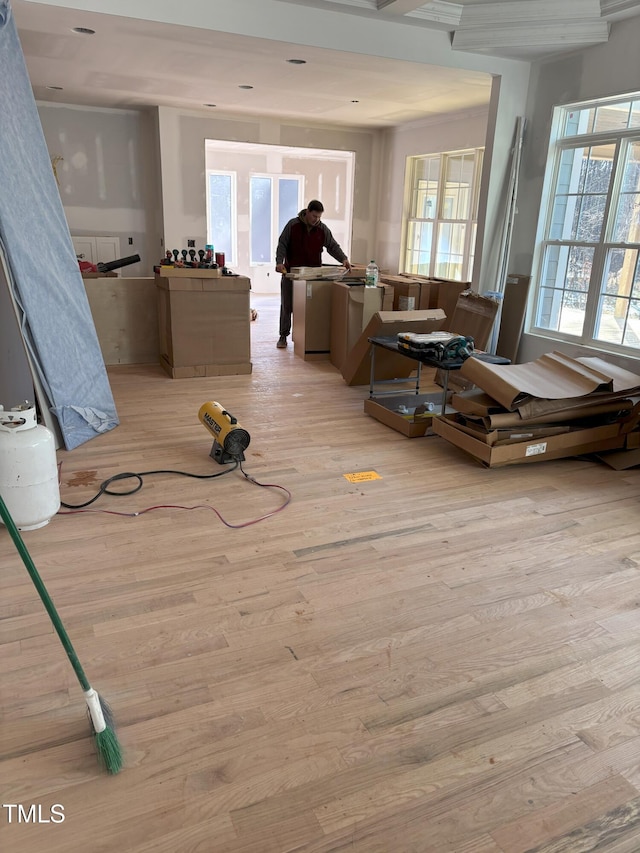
238, 85, 253, 90
286, 59, 306, 65
46, 86, 64, 90
72, 27, 95, 35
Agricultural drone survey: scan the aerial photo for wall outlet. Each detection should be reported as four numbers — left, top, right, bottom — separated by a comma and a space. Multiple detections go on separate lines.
187, 239, 195, 248
128, 237, 133, 245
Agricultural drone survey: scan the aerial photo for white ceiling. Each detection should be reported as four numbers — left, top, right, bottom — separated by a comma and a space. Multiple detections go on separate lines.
11, 0, 640, 129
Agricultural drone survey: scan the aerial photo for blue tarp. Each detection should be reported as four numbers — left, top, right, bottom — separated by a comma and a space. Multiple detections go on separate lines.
0, 1, 118, 449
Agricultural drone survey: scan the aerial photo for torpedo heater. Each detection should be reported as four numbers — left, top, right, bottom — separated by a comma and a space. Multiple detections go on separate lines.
198, 401, 251, 464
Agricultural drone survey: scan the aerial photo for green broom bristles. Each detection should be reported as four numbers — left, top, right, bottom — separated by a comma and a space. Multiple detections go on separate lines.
95, 725, 123, 774
87, 690, 123, 774
0, 493, 124, 774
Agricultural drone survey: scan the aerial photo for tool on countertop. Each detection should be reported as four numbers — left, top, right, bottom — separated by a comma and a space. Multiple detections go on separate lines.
96, 254, 141, 274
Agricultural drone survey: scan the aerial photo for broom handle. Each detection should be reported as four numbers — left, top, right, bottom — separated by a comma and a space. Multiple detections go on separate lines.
0, 494, 91, 692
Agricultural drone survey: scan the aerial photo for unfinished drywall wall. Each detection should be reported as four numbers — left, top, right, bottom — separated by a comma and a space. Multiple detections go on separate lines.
158, 107, 378, 285
512, 14, 640, 366
377, 106, 490, 277
37, 103, 162, 277
203, 141, 355, 293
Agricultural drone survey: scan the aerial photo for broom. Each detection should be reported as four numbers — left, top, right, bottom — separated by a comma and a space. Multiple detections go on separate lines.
0, 493, 123, 774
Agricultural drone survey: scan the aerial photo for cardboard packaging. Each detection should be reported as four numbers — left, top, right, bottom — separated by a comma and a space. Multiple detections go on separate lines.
330, 282, 394, 371
496, 273, 531, 363
420, 278, 470, 320
364, 392, 444, 438
155, 273, 251, 378
380, 275, 432, 311
340, 309, 447, 386
292, 278, 334, 360
156, 266, 222, 278
434, 291, 500, 392
459, 350, 640, 413
432, 413, 626, 467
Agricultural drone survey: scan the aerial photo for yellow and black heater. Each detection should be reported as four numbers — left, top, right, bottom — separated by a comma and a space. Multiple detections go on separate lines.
198, 401, 251, 464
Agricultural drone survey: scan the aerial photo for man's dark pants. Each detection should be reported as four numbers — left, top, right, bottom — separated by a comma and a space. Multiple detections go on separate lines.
279, 274, 293, 337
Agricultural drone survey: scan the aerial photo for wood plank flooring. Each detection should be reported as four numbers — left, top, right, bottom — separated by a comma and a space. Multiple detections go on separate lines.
1, 294, 640, 852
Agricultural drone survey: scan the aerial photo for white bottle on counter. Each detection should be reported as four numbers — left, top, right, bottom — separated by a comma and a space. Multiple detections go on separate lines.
365, 260, 379, 288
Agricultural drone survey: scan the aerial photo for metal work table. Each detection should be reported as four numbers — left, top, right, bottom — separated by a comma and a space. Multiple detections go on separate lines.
368, 335, 509, 413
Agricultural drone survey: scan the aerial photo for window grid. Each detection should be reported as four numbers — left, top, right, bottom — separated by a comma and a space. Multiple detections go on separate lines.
532, 93, 640, 353
402, 149, 483, 282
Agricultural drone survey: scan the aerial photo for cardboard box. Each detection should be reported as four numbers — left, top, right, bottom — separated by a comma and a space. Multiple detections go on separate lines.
432, 412, 626, 467
596, 447, 640, 469
431, 279, 471, 321
156, 273, 251, 378
434, 292, 501, 391
156, 266, 222, 278
440, 414, 571, 447
330, 282, 393, 370
627, 429, 640, 448
496, 273, 531, 363
448, 291, 499, 351
380, 275, 433, 311
364, 392, 444, 438
292, 278, 335, 360
341, 309, 447, 386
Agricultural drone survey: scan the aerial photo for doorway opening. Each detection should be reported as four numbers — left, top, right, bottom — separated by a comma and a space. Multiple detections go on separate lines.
205, 140, 355, 293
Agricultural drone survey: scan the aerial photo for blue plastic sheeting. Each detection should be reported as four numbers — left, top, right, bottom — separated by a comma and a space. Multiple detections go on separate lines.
0, 2, 118, 450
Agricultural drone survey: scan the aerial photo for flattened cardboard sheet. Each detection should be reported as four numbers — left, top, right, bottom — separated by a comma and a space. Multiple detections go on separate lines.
459, 350, 639, 411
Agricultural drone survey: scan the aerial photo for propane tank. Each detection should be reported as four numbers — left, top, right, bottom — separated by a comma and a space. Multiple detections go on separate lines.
0, 402, 60, 530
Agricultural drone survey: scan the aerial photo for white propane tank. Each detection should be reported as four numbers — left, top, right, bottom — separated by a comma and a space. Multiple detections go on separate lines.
0, 403, 60, 530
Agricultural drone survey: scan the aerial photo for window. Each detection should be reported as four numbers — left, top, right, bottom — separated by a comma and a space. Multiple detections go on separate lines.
532, 94, 640, 353
206, 171, 236, 265
402, 149, 483, 282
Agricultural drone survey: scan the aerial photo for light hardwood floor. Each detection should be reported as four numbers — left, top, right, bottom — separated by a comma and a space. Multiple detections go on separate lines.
1, 294, 640, 853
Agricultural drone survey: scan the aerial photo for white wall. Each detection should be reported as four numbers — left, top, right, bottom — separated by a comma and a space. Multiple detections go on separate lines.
510, 15, 640, 369
157, 107, 381, 289
27, 0, 532, 311
37, 103, 162, 277
203, 143, 354, 293
35, 101, 498, 298
377, 107, 490, 276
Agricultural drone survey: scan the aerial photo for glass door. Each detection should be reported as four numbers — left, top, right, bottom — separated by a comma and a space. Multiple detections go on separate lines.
249, 175, 302, 291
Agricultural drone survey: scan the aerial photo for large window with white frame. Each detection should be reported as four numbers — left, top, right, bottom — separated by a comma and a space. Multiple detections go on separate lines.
402, 148, 483, 282
531, 94, 640, 353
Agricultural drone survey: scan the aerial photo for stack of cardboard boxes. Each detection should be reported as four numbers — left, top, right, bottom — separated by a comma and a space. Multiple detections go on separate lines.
432, 351, 640, 467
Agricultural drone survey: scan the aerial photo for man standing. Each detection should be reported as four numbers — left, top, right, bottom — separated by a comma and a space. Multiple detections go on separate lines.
275, 200, 352, 348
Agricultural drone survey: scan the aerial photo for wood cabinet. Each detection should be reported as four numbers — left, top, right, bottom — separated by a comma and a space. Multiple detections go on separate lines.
71, 235, 121, 269
156, 270, 252, 378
